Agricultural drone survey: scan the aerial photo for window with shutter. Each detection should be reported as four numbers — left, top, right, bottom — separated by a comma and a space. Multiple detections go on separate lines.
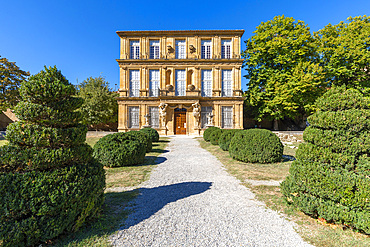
222, 106, 233, 128
176, 40, 186, 59
129, 70, 140, 97
201, 70, 212, 97
130, 40, 140, 59
128, 106, 140, 129
201, 106, 212, 129
222, 70, 233, 97
175, 70, 186, 96
201, 40, 212, 59
150, 40, 160, 59
149, 106, 159, 128
149, 70, 160, 97
221, 40, 232, 59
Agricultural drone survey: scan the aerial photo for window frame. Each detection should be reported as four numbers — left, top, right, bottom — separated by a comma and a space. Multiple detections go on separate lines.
175, 40, 186, 59
201, 40, 212, 59
221, 39, 232, 59
221, 69, 233, 97
149, 69, 160, 97
149, 106, 160, 128
221, 106, 233, 129
129, 70, 140, 97
128, 106, 140, 129
201, 106, 212, 129
201, 69, 213, 97
175, 70, 186, 96
149, 40, 160, 59
130, 40, 140, 59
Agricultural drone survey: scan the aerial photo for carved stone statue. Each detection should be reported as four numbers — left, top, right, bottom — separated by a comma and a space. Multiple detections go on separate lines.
143, 114, 151, 127
158, 103, 168, 128
206, 113, 214, 127
192, 102, 201, 129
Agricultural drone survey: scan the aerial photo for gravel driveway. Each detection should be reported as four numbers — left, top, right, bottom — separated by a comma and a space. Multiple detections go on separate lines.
110, 136, 313, 247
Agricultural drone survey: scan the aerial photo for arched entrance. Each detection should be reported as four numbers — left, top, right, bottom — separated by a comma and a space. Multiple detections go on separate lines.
174, 108, 187, 135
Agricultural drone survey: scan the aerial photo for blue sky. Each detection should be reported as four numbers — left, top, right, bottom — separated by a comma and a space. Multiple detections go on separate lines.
1, 0, 369, 91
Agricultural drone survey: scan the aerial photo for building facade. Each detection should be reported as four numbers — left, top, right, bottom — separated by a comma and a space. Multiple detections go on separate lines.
116, 30, 244, 135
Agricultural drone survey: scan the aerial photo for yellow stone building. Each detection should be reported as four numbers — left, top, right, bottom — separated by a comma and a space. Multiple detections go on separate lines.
116, 29, 244, 135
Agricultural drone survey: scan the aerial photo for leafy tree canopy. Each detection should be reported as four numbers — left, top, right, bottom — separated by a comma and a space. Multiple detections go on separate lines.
315, 15, 370, 90
0, 56, 29, 111
243, 15, 327, 122
77, 76, 118, 127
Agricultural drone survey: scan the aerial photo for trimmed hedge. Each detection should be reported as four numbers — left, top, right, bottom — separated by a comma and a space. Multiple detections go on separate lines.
140, 127, 159, 142
209, 129, 224, 145
0, 144, 93, 173
203, 126, 219, 142
6, 121, 87, 148
126, 130, 152, 153
0, 66, 105, 247
218, 129, 242, 151
93, 132, 146, 167
281, 86, 370, 234
0, 161, 105, 247
229, 129, 283, 163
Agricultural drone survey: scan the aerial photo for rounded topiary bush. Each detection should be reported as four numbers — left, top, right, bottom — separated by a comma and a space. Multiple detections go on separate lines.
126, 130, 152, 153
0, 66, 105, 247
229, 129, 283, 163
219, 129, 242, 151
281, 86, 370, 234
140, 127, 159, 142
209, 129, 224, 145
203, 126, 219, 142
93, 132, 146, 167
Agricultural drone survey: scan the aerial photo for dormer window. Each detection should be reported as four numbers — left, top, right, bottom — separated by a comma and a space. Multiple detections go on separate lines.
221, 39, 232, 59
201, 40, 212, 59
130, 40, 140, 59
150, 40, 160, 59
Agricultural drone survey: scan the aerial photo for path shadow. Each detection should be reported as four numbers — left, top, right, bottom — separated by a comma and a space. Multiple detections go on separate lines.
119, 181, 212, 230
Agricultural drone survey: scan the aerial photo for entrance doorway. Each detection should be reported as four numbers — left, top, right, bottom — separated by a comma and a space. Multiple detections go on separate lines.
174, 108, 186, 135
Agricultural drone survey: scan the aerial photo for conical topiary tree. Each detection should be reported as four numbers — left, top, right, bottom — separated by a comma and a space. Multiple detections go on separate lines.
281, 86, 370, 233
0, 66, 105, 247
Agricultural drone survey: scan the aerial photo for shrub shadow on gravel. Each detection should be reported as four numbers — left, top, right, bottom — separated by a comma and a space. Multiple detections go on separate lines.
120, 182, 212, 230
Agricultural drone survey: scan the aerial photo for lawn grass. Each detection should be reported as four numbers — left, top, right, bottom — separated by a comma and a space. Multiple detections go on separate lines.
197, 137, 370, 247
50, 137, 170, 246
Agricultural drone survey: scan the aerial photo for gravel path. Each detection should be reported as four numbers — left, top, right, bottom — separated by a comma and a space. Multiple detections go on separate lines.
110, 136, 313, 247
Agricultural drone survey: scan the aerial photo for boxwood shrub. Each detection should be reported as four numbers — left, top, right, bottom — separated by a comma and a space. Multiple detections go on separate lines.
229, 129, 283, 163
126, 130, 152, 153
203, 126, 219, 142
93, 132, 146, 167
209, 129, 224, 145
0, 66, 105, 247
281, 86, 370, 234
218, 129, 242, 151
140, 127, 159, 142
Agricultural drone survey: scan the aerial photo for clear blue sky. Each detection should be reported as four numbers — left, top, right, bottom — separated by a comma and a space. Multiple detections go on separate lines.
1, 0, 369, 91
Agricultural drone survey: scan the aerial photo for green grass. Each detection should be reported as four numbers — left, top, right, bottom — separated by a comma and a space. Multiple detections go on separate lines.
86, 137, 102, 147
197, 137, 370, 247
50, 137, 170, 246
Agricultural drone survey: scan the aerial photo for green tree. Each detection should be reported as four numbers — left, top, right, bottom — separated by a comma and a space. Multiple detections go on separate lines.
77, 76, 118, 127
0, 56, 29, 111
315, 15, 370, 90
242, 15, 327, 127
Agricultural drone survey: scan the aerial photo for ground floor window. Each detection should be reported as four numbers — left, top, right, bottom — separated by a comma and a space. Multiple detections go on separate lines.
128, 106, 140, 128
222, 106, 233, 128
149, 106, 159, 128
201, 106, 212, 129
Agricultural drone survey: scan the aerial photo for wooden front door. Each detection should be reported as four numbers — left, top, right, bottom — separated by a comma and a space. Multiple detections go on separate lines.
174, 108, 186, 135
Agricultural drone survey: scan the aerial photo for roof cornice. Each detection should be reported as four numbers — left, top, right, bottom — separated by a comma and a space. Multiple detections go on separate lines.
116, 29, 245, 37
